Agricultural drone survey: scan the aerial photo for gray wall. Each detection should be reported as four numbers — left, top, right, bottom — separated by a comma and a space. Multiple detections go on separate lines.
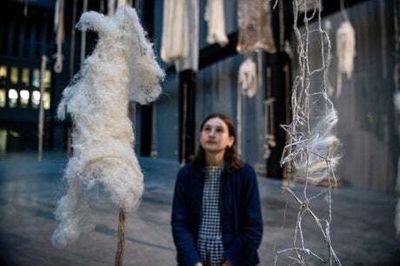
304, 0, 397, 192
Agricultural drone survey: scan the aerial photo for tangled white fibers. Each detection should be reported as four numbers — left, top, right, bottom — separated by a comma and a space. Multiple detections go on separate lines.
52, 6, 164, 248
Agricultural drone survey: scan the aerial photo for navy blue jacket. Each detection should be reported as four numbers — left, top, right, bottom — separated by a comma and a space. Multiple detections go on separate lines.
171, 162, 263, 266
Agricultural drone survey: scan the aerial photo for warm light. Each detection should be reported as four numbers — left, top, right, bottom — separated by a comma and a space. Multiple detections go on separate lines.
8, 89, 18, 99
8, 89, 18, 108
43, 92, 51, 110
22, 68, 30, 86
11, 67, 18, 84
44, 70, 51, 89
20, 90, 29, 100
20, 90, 30, 108
32, 90, 40, 108
0, 89, 5, 107
0, 66, 6, 78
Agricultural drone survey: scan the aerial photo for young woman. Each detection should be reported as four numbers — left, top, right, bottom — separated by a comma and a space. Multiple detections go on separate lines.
171, 113, 263, 266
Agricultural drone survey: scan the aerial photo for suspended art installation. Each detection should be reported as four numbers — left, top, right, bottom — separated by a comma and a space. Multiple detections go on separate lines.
237, 0, 276, 54
276, 0, 342, 264
161, 0, 189, 63
52, 6, 164, 248
174, 0, 199, 72
336, 20, 356, 98
205, 0, 228, 46
238, 57, 258, 98
54, 0, 64, 73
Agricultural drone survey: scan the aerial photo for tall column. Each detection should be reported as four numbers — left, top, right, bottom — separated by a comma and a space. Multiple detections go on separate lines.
179, 70, 196, 163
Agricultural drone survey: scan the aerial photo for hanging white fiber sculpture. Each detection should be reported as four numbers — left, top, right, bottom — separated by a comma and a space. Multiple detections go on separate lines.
205, 0, 228, 46
336, 20, 356, 98
238, 58, 258, 98
161, 0, 189, 63
52, 6, 164, 248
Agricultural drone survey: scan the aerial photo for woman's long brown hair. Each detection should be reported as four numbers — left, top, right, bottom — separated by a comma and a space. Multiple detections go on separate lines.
192, 113, 244, 171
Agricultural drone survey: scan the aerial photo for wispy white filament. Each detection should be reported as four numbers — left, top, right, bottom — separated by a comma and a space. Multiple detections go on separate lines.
276, 0, 342, 264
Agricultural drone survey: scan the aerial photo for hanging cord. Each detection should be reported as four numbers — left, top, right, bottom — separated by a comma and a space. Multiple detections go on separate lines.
24, 0, 28, 16
54, 0, 65, 73
69, 0, 78, 80
38, 55, 48, 161
80, 0, 88, 65
340, 0, 349, 22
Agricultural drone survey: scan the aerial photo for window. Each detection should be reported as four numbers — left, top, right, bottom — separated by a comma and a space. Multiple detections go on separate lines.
0, 89, 5, 107
10, 67, 18, 84
19, 90, 30, 108
32, 90, 40, 108
33, 69, 40, 88
0, 66, 6, 79
22, 68, 30, 87
44, 70, 51, 89
8, 89, 18, 108
43, 92, 50, 110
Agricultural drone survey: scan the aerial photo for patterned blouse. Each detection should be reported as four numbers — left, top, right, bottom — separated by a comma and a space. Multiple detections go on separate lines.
197, 166, 225, 266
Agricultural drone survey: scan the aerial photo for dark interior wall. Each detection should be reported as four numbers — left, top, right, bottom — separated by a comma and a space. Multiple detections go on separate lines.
154, 74, 180, 160
303, 0, 397, 192
196, 54, 267, 171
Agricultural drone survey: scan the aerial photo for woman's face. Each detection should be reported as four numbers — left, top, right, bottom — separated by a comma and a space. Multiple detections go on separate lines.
200, 117, 234, 154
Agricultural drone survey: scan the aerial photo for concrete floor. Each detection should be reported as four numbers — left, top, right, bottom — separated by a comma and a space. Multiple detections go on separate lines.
0, 152, 399, 265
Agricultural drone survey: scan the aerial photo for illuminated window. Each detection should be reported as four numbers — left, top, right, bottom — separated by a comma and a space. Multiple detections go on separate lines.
43, 92, 51, 110
8, 89, 18, 108
0, 89, 5, 107
32, 90, 40, 108
0, 66, 6, 87
19, 90, 30, 108
44, 70, 51, 89
22, 68, 30, 86
0, 66, 6, 78
10, 67, 18, 84
33, 69, 40, 88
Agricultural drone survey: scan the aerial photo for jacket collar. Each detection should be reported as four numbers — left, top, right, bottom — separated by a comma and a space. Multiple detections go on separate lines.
191, 162, 234, 179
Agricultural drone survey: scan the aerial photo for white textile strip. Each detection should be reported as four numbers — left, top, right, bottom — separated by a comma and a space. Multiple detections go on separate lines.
161, 0, 189, 63
205, 0, 228, 46
174, 0, 199, 72
335, 21, 356, 98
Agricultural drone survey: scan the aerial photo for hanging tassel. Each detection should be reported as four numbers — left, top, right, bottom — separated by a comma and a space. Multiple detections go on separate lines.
336, 21, 356, 98
54, 0, 65, 73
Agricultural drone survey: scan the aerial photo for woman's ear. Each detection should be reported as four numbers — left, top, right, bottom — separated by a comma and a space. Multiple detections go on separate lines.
228, 136, 234, 147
